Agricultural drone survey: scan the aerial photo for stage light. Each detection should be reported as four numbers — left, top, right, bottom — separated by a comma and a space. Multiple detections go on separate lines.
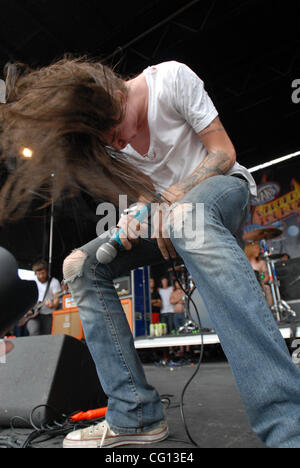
21, 147, 33, 159
248, 151, 300, 173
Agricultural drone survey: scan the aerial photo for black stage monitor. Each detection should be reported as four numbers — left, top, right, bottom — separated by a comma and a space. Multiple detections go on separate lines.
0, 247, 38, 337
276, 257, 300, 301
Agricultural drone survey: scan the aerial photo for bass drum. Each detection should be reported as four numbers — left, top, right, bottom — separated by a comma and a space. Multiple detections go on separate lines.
188, 288, 215, 331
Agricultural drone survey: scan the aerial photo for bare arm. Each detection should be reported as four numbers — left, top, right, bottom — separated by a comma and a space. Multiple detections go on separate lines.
260, 261, 270, 285
163, 116, 236, 203
155, 117, 236, 259
170, 290, 184, 305
152, 298, 162, 307
117, 117, 236, 260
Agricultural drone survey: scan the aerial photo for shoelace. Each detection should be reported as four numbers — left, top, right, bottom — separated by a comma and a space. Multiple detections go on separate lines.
87, 421, 110, 448
100, 422, 109, 448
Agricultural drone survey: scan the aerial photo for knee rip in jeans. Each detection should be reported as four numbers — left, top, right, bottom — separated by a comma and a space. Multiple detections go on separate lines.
63, 250, 87, 283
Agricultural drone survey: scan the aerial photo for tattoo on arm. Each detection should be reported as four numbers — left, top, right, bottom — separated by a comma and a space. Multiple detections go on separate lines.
199, 127, 225, 138
198, 118, 225, 137
176, 149, 233, 195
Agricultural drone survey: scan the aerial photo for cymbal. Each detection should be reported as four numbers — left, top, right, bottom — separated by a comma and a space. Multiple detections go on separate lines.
258, 253, 283, 261
243, 227, 282, 242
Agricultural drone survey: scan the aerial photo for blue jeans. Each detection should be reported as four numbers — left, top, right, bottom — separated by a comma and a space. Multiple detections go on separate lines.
161, 313, 176, 334
173, 313, 185, 330
64, 175, 300, 447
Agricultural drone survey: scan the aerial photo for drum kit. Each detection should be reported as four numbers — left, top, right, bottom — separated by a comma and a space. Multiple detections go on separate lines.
243, 227, 296, 321
169, 226, 296, 334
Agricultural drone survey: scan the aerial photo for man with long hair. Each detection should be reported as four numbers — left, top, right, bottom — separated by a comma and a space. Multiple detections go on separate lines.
1, 58, 300, 448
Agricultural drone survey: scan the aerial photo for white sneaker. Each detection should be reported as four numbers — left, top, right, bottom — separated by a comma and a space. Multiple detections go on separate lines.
63, 419, 169, 448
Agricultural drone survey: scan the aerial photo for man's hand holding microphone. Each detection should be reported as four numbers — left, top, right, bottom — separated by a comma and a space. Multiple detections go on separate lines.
96, 191, 180, 264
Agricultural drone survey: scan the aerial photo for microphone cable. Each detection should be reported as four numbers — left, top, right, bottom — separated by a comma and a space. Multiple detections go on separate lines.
132, 232, 205, 447
169, 258, 205, 448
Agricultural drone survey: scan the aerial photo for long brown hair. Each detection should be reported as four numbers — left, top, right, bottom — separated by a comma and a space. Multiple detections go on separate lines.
3, 61, 33, 103
0, 57, 156, 225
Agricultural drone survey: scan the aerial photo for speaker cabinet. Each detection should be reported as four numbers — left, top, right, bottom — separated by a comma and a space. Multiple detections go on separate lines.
121, 298, 133, 332
276, 257, 300, 300
0, 335, 107, 427
52, 309, 84, 340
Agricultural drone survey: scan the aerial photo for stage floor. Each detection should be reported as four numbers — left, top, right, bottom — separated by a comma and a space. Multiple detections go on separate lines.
0, 356, 266, 449
134, 318, 300, 348
1, 317, 299, 449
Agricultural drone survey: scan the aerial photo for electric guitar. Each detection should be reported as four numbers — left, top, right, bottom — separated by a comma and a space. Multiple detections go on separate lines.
20, 289, 68, 326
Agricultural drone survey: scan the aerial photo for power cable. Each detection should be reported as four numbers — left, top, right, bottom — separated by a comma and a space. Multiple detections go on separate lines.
169, 258, 205, 448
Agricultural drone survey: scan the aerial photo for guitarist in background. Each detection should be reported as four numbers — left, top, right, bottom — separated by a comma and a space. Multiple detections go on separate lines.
25, 260, 61, 336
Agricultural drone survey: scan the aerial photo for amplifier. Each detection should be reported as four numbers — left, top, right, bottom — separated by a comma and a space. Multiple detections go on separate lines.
287, 299, 300, 317
56, 271, 150, 339
52, 309, 84, 341
113, 276, 131, 298
276, 257, 300, 301
63, 293, 77, 310
120, 298, 133, 333
114, 269, 151, 337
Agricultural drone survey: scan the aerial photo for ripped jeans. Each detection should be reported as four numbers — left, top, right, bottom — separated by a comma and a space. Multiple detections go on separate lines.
64, 175, 300, 447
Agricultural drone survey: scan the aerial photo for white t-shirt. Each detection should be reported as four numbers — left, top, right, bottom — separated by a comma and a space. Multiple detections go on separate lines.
35, 277, 61, 315
159, 287, 175, 314
122, 61, 257, 196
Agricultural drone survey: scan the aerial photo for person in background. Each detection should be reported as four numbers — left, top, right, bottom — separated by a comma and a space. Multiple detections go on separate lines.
170, 280, 190, 357
244, 243, 273, 307
150, 277, 162, 324
280, 253, 290, 262
26, 260, 61, 336
158, 277, 175, 334
13, 319, 29, 338
170, 281, 185, 329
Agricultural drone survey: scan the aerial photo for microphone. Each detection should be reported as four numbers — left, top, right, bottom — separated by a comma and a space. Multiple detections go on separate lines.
96, 197, 159, 264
